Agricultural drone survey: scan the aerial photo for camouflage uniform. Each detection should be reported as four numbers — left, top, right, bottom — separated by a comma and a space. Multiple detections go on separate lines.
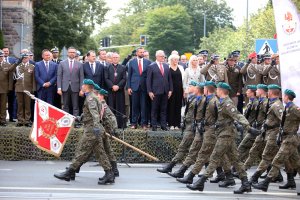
244, 97, 269, 170
255, 98, 283, 173
171, 95, 197, 163
237, 97, 259, 162
191, 95, 219, 174
182, 96, 206, 167
204, 96, 250, 179
69, 92, 111, 171
262, 64, 280, 85
267, 102, 300, 178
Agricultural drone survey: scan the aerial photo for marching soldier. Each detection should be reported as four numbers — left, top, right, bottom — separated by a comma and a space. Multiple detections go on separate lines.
11, 53, 36, 127
200, 54, 228, 83
156, 81, 198, 174
243, 84, 269, 170
249, 84, 284, 184
261, 54, 281, 86
167, 82, 206, 178
54, 79, 115, 185
186, 82, 257, 194
225, 53, 242, 106
253, 89, 300, 192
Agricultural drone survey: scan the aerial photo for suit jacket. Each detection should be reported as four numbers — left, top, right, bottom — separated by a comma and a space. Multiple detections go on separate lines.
5, 56, 17, 64
83, 62, 105, 88
127, 58, 152, 92
57, 59, 84, 92
104, 64, 127, 90
147, 62, 173, 95
35, 60, 58, 91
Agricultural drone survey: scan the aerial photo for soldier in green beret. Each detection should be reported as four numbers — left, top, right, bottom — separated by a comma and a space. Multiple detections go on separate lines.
186, 82, 252, 194
157, 81, 199, 174
249, 84, 284, 185
54, 79, 115, 185
167, 82, 206, 178
244, 84, 269, 170
253, 89, 300, 192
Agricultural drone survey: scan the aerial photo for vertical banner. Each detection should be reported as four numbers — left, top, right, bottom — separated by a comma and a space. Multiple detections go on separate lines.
273, 0, 300, 105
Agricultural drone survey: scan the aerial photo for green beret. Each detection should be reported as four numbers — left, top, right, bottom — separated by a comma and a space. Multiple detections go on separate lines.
94, 83, 101, 91
204, 81, 216, 88
99, 89, 108, 96
196, 82, 205, 88
189, 80, 198, 86
83, 79, 95, 85
217, 82, 231, 91
284, 89, 296, 98
246, 85, 257, 90
268, 84, 281, 90
257, 84, 268, 91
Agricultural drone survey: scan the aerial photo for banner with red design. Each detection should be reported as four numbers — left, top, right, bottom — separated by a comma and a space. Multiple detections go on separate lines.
30, 99, 75, 157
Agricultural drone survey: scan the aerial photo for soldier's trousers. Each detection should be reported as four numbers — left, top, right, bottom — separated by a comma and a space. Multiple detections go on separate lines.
244, 134, 266, 170
172, 131, 194, 163
96, 133, 116, 162
204, 136, 247, 179
16, 92, 31, 124
238, 133, 256, 162
0, 93, 7, 123
182, 132, 203, 167
268, 135, 300, 178
256, 137, 279, 173
70, 131, 111, 171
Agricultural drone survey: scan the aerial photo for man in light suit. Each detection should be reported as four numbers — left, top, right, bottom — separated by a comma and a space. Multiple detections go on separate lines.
83, 51, 105, 88
147, 50, 173, 131
57, 47, 84, 122
35, 49, 57, 105
127, 47, 152, 130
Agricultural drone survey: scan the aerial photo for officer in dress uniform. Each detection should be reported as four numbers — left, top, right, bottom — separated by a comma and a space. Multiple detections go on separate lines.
51, 47, 62, 64
200, 54, 228, 83
198, 50, 209, 65
261, 53, 281, 86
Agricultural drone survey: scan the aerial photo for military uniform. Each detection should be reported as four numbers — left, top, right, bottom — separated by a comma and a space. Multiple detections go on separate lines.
261, 64, 281, 85
12, 62, 36, 125
0, 61, 17, 125
226, 64, 242, 104
240, 63, 263, 86
200, 63, 228, 83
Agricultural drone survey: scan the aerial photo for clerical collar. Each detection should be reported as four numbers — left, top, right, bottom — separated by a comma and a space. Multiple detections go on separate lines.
286, 102, 293, 108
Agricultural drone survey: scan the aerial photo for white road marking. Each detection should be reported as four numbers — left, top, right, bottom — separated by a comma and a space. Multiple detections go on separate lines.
0, 169, 12, 171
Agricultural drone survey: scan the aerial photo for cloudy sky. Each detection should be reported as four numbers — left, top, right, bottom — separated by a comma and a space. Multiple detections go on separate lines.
101, 0, 269, 28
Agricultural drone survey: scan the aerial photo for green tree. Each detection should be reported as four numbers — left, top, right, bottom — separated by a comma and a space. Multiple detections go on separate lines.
144, 5, 193, 57
33, 0, 108, 59
0, 30, 4, 49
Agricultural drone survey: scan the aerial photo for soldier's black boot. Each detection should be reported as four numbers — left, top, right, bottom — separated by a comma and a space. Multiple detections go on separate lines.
176, 171, 195, 184
210, 167, 225, 183
157, 162, 176, 173
249, 171, 262, 185
234, 176, 252, 194
252, 177, 271, 192
98, 170, 115, 185
111, 161, 119, 177
54, 167, 75, 182
271, 170, 283, 183
168, 165, 188, 178
186, 175, 208, 191
279, 173, 296, 189
260, 165, 271, 178
219, 171, 236, 187
65, 167, 76, 180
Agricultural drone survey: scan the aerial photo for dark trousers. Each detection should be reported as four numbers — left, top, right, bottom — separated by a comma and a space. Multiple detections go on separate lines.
37, 86, 55, 105
62, 86, 79, 116
237, 94, 244, 114
108, 90, 126, 128
7, 91, 17, 120
131, 88, 148, 126
151, 93, 168, 128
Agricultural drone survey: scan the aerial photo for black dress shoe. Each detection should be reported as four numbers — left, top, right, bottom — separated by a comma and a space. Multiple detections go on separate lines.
152, 126, 157, 131
0, 122, 7, 126
16, 123, 23, 127
25, 123, 32, 127
161, 127, 169, 131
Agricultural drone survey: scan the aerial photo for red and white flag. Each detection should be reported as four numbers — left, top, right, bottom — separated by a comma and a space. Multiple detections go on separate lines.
30, 99, 75, 157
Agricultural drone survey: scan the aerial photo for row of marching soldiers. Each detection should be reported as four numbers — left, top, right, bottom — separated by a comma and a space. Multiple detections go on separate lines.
53, 79, 119, 185
157, 80, 300, 194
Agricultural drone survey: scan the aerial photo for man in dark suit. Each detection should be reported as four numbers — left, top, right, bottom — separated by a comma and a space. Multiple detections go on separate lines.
57, 47, 84, 122
127, 47, 152, 130
97, 49, 108, 67
104, 53, 127, 128
35, 49, 58, 105
147, 50, 173, 131
3, 47, 17, 122
83, 51, 105, 88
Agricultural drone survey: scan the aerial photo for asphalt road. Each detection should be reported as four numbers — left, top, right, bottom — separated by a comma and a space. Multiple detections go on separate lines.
0, 161, 299, 200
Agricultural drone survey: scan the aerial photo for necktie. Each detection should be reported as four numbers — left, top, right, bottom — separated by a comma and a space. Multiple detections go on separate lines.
159, 62, 164, 76
138, 59, 142, 75
69, 60, 73, 73
90, 63, 94, 74
5, 57, 8, 63
45, 61, 49, 72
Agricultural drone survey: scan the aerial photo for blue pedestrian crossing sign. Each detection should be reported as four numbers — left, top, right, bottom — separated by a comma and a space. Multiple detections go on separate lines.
255, 39, 278, 55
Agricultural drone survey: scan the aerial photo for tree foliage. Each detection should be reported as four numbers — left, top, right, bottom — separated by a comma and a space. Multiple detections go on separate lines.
33, 0, 108, 59
0, 30, 4, 49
